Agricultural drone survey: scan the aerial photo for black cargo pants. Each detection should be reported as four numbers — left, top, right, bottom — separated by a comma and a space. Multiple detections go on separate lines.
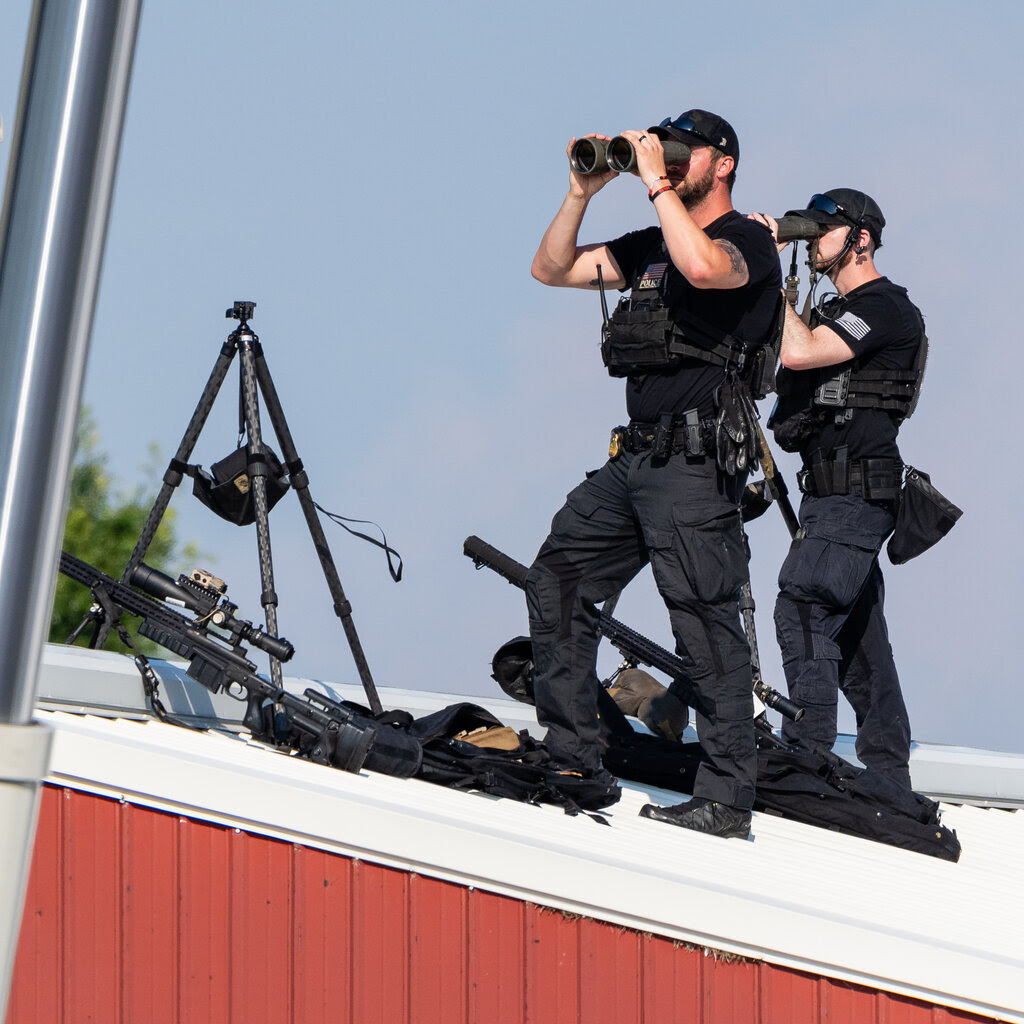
525, 449, 757, 810
774, 493, 911, 788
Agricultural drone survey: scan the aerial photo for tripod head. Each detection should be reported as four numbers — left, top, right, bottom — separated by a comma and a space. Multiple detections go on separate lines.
226, 300, 256, 326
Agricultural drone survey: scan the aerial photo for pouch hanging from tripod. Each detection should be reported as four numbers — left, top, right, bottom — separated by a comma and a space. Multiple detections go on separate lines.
192, 445, 290, 526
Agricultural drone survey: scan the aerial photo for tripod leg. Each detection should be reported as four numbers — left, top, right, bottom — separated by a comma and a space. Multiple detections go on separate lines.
253, 344, 383, 714
237, 333, 284, 687
126, 339, 238, 577
84, 339, 238, 650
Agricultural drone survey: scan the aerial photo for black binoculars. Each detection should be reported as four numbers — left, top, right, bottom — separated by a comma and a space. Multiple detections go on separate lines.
774, 215, 829, 243
569, 136, 691, 175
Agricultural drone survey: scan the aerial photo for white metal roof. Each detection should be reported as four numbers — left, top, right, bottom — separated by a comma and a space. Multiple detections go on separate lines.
38, 642, 1024, 808
33, 644, 1024, 1022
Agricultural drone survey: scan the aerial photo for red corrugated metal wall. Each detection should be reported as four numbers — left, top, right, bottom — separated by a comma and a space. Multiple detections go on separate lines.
6, 786, 1000, 1024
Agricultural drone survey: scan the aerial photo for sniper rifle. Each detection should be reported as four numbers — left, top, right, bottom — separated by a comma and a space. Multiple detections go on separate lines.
58, 551, 385, 773
463, 535, 803, 722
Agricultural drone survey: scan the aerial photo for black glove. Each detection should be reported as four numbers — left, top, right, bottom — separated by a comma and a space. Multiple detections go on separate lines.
715, 376, 761, 474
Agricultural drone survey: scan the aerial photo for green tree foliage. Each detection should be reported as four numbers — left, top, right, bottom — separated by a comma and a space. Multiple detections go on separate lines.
49, 409, 198, 653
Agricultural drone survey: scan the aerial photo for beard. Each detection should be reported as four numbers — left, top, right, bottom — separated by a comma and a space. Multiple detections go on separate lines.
678, 161, 716, 209
810, 240, 854, 277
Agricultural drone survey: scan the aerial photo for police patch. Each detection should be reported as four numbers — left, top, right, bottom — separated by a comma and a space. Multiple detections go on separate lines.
834, 311, 871, 340
636, 261, 668, 289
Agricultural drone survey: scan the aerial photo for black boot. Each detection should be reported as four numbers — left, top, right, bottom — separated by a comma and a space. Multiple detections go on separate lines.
638, 797, 751, 839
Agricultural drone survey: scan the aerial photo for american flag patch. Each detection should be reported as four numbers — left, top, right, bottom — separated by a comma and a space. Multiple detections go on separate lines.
636, 261, 668, 289
834, 311, 871, 340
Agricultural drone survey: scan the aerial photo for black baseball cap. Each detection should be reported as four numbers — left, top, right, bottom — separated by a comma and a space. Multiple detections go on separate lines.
649, 109, 739, 164
786, 189, 886, 249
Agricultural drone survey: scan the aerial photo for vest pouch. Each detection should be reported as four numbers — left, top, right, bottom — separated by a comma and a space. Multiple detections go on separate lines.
745, 294, 784, 399
770, 369, 827, 452
745, 343, 777, 400
813, 367, 852, 407
770, 405, 826, 453
601, 303, 680, 377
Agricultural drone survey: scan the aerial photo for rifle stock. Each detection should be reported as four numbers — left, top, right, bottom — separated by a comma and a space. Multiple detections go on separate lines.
755, 420, 800, 539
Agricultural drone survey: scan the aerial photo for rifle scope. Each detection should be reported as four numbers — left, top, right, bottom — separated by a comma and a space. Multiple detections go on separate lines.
130, 563, 294, 663
569, 137, 691, 175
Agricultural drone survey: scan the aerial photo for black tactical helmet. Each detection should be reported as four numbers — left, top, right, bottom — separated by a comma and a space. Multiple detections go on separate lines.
790, 189, 886, 249
490, 636, 535, 705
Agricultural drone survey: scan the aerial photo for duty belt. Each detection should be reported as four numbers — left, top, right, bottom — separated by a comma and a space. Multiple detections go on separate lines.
797, 452, 902, 500
609, 410, 716, 460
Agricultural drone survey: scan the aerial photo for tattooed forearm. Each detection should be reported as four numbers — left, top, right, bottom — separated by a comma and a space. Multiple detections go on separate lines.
714, 239, 749, 280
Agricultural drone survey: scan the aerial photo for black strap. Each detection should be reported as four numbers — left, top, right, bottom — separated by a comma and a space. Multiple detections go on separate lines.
667, 317, 748, 373
843, 369, 920, 413
314, 502, 404, 582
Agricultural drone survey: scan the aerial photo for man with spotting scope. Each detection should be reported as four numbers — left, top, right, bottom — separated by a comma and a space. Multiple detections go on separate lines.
526, 109, 780, 839
750, 191, 926, 790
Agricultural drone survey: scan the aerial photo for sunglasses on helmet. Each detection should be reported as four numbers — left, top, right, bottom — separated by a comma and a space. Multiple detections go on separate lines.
807, 194, 856, 223
658, 115, 717, 148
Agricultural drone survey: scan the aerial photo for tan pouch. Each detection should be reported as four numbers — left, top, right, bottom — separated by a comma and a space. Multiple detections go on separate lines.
453, 725, 522, 751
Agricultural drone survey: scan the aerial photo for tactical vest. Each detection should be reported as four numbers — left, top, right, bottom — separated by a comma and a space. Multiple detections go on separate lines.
809, 294, 928, 424
599, 242, 783, 400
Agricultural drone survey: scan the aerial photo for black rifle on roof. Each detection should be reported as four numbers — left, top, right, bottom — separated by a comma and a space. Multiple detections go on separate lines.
57, 550, 410, 775
463, 535, 803, 722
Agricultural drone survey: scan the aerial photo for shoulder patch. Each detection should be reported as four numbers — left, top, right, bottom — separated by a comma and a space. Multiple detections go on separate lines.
636, 261, 668, 290
834, 310, 871, 340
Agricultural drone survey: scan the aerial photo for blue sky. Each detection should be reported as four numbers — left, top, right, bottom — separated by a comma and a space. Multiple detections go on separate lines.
2, 1, 1021, 753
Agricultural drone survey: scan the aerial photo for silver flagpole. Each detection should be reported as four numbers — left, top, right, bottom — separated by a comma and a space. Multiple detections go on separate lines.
0, 0, 142, 1015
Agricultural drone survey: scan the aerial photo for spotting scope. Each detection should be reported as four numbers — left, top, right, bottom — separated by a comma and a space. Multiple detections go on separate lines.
774, 215, 830, 243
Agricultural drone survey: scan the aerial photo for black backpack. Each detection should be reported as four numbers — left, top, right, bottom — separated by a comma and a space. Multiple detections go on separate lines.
305, 696, 621, 817
410, 702, 620, 816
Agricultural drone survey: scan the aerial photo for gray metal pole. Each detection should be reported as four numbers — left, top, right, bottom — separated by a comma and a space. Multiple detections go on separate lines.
0, 0, 142, 1015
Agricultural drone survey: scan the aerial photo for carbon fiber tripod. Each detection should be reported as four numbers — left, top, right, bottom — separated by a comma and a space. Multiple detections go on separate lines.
83, 301, 383, 714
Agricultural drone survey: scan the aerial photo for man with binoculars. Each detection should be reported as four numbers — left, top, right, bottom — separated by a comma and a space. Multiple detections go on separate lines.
525, 109, 781, 839
750, 191, 926, 791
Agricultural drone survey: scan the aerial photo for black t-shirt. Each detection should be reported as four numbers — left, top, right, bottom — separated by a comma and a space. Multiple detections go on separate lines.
606, 211, 782, 422
779, 277, 923, 463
